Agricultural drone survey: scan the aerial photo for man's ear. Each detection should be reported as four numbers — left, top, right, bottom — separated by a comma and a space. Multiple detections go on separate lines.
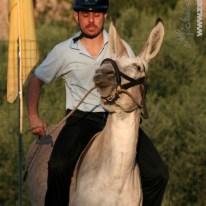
139, 19, 165, 63
104, 13, 107, 20
73, 12, 79, 24
108, 22, 129, 57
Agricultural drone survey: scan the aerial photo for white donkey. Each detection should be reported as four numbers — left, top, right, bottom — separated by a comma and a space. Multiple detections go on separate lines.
69, 20, 165, 206
26, 20, 164, 206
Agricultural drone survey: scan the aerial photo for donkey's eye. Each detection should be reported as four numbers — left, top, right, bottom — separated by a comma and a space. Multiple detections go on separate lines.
131, 63, 142, 71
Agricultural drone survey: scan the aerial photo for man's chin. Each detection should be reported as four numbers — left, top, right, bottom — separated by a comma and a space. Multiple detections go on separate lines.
81, 29, 103, 39
82, 32, 99, 39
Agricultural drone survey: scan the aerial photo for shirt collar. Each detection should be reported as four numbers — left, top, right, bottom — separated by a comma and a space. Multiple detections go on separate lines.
70, 30, 109, 50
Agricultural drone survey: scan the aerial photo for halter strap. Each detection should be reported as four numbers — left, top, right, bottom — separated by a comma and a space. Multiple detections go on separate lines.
100, 58, 148, 117
101, 58, 121, 86
101, 58, 145, 90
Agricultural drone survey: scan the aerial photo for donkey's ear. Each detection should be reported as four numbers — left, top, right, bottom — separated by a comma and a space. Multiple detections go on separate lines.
109, 22, 129, 57
139, 19, 165, 63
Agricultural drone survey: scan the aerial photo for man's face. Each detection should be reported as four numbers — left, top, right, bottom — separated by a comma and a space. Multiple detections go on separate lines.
73, 11, 107, 38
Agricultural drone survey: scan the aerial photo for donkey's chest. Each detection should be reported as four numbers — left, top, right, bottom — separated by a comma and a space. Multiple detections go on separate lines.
69, 133, 142, 206
70, 166, 141, 206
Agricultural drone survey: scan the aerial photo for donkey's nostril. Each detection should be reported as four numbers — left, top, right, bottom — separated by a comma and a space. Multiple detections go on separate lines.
137, 66, 141, 71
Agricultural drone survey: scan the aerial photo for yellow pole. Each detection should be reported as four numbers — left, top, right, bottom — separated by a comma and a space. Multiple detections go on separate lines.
17, 2, 23, 205
17, 0, 23, 134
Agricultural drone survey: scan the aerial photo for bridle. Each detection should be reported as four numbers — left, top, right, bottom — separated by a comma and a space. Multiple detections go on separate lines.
100, 58, 148, 117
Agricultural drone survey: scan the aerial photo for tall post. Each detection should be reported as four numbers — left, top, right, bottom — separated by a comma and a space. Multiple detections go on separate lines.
17, 0, 23, 205
17, 38, 23, 206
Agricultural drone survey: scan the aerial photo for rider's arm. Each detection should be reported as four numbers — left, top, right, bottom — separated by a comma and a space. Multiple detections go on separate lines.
27, 73, 47, 136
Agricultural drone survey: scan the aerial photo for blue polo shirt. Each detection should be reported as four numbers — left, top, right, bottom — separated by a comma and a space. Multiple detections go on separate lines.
35, 30, 134, 112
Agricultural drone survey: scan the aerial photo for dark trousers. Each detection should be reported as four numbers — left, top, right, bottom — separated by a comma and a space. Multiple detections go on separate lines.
45, 110, 169, 206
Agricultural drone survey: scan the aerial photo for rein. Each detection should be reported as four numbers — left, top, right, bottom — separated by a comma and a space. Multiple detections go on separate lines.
100, 58, 147, 113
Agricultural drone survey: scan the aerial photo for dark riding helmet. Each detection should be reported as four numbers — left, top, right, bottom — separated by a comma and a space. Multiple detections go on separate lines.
73, 0, 109, 13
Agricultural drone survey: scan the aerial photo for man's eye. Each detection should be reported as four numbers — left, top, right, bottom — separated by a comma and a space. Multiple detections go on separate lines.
82, 12, 89, 17
94, 13, 101, 17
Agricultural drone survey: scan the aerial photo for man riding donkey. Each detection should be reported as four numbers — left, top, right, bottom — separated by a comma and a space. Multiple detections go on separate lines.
27, 0, 169, 205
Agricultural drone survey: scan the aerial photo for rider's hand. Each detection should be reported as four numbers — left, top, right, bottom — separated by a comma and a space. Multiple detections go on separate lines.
29, 115, 47, 137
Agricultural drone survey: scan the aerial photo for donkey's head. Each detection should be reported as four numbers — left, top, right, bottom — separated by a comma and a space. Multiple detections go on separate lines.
94, 19, 165, 113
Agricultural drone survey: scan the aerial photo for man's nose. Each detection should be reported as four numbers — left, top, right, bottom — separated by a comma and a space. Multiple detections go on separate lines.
88, 13, 94, 23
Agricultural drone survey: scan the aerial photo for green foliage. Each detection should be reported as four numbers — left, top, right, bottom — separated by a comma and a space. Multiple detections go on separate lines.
36, 22, 76, 61
0, 1, 206, 205
109, 0, 178, 18
0, 42, 8, 104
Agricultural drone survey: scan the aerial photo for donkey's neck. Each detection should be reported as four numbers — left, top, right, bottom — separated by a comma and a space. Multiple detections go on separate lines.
102, 110, 141, 175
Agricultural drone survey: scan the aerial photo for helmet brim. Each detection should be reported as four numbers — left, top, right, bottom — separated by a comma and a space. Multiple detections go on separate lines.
73, 6, 108, 13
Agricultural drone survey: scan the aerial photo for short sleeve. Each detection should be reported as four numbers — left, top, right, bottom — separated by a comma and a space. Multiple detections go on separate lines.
34, 45, 65, 84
